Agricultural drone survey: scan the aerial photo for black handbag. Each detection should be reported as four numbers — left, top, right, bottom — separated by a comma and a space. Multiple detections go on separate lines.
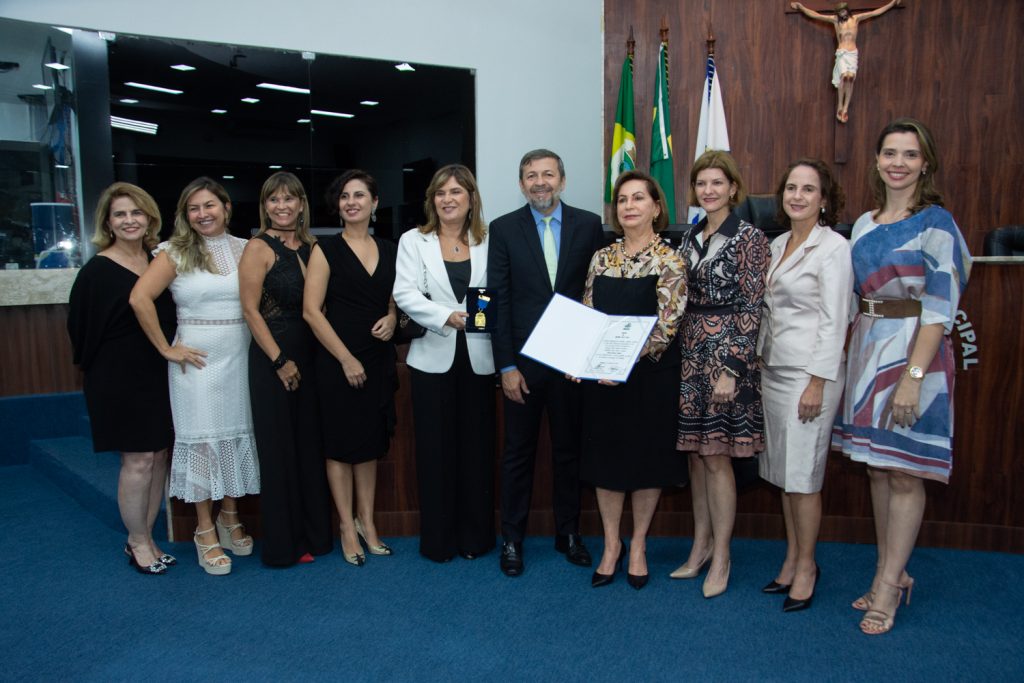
394, 260, 430, 344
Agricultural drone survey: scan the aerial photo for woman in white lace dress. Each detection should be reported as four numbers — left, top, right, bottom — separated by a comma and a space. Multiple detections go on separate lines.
131, 177, 260, 575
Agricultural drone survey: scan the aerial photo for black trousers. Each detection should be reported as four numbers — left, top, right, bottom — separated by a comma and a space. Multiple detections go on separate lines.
410, 333, 496, 562
499, 365, 582, 542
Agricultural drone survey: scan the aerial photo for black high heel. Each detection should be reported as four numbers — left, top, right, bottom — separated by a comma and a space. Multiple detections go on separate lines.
627, 546, 650, 590
761, 579, 791, 594
124, 543, 167, 575
783, 565, 821, 612
591, 542, 625, 588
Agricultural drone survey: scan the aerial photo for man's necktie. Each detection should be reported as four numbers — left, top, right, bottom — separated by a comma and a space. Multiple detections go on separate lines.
542, 216, 557, 286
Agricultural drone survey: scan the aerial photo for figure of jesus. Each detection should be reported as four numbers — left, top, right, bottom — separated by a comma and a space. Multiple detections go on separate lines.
792, 0, 901, 123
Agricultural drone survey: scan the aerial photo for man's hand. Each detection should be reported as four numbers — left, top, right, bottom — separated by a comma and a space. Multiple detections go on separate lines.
501, 368, 530, 404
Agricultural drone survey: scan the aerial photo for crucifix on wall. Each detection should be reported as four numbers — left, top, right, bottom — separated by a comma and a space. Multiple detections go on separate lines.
790, 0, 903, 123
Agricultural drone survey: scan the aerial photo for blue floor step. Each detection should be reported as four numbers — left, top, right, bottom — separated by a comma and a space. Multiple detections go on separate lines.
29, 436, 168, 541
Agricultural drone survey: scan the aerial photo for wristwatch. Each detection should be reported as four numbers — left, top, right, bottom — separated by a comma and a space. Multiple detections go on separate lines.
906, 365, 925, 380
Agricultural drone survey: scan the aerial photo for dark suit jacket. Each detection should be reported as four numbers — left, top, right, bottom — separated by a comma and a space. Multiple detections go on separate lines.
488, 202, 606, 383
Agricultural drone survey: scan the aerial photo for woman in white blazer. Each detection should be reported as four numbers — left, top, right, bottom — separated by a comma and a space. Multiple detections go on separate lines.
393, 164, 496, 562
756, 159, 852, 612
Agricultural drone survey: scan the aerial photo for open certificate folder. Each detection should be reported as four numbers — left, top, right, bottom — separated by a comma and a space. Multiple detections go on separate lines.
520, 294, 657, 383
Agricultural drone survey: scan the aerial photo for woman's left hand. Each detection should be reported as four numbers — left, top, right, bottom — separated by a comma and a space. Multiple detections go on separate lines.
276, 359, 301, 392
797, 376, 825, 423
371, 312, 397, 341
889, 375, 922, 429
711, 372, 737, 403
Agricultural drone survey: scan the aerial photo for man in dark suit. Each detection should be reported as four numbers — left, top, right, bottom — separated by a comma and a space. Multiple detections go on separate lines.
488, 149, 605, 576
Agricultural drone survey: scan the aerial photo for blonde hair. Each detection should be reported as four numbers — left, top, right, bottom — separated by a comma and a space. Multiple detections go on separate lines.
169, 177, 232, 273
92, 182, 162, 251
687, 150, 747, 209
419, 164, 487, 245
257, 171, 314, 246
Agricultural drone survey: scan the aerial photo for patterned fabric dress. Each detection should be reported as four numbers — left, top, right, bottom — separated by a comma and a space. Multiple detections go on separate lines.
158, 234, 260, 502
676, 214, 770, 457
832, 206, 971, 483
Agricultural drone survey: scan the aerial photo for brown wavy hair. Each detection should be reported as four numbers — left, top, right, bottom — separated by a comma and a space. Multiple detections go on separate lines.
610, 170, 670, 235
774, 158, 846, 229
869, 117, 944, 214
92, 182, 162, 251
419, 164, 486, 245
169, 177, 233, 274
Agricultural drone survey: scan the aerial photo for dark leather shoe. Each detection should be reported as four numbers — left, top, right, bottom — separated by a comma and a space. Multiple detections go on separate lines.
783, 566, 821, 612
761, 579, 791, 594
591, 542, 625, 588
627, 572, 649, 590
500, 541, 523, 576
555, 533, 592, 567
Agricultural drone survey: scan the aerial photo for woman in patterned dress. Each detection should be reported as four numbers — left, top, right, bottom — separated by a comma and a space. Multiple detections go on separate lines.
132, 177, 260, 575
833, 118, 971, 635
239, 172, 332, 566
670, 151, 770, 598
579, 171, 688, 590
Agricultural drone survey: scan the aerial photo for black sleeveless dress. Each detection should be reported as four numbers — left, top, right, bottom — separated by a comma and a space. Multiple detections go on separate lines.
248, 235, 332, 565
580, 275, 688, 491
314, 234, 398, 463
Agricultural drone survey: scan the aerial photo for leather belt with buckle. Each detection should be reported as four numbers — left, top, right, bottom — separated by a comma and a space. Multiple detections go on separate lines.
858, 298, 922, 318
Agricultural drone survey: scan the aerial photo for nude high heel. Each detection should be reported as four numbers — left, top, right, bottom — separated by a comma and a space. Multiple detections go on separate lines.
216, 509, 254, 556
194, 528, 232, 576
860, 579, 908, 635
670, 548, 712, 580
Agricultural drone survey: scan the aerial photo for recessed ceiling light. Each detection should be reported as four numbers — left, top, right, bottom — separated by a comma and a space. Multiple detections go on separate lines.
55, 164, 70, 169
395, 63, 415, 72
111, 115, 158, 135
402, 168, 414, 172
125, 81, 183, 95
32, 84, 54, 90
119, 98, 139, 104
211, 109, 228, 114
297, 118, 311, 124
269, 165, 282, 169
241, 97, 260, 104
257, 82, 310, 95
310, 109, 354, 119
171, 64, 196, 71
223, 175, 235, 180
45, 62, 70, 71
360, 100, 379, 106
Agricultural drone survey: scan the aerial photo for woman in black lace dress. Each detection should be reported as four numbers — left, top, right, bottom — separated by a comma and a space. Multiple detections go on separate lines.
239, 172, 332, 566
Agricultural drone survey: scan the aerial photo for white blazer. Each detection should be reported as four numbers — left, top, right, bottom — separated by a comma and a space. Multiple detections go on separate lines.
393, 228, 495, 375
756, 225, 852, 381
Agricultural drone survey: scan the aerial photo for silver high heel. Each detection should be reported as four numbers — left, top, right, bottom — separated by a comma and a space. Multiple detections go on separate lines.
354, 518, 393, 556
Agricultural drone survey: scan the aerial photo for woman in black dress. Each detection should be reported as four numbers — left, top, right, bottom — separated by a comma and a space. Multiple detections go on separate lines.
67, 182, 176, 574
579, 171, 688, 589
304, 169, 398, 566
239, 172, 332, 566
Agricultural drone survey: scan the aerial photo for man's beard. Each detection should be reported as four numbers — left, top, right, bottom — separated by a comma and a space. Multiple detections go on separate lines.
524, 184, 561, 212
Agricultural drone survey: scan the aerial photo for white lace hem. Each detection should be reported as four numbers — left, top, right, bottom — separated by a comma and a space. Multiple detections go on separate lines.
169, 433, 260, 502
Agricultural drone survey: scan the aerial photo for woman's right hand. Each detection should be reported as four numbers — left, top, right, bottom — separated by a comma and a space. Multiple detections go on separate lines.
711, 372, 737, 403
276, 360, 301, 391
446, 311, 469, 330
341, 356, 367, 389
163, 342, 208, 373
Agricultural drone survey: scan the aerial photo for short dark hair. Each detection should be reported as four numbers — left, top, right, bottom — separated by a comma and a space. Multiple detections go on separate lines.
609, 170, 670, 235
774, 158, 845, 229
518, 149, 564, 180
326, 169, 379, 217
687, 150, 746, 208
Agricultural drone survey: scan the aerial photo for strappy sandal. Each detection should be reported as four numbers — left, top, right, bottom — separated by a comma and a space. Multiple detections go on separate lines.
216, 509, 254, 556
194, 528, 232, 576
860, 580, 907, 635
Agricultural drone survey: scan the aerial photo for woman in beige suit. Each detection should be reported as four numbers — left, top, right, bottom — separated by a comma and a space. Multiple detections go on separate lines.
756, 158, 852, 611
393, 164, 496, 563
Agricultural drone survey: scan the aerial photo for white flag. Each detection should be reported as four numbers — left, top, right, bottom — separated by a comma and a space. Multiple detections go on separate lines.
688, 53, 731, 224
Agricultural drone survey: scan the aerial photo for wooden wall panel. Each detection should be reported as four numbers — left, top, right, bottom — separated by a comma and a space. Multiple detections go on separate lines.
0, 304, 81, 396
603, 0, 1024, 253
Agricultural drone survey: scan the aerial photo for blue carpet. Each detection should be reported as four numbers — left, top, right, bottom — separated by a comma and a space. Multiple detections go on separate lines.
1, 465, 1022, 682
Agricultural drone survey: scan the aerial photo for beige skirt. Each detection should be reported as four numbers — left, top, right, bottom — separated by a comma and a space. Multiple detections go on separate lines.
759, 365, 844, 494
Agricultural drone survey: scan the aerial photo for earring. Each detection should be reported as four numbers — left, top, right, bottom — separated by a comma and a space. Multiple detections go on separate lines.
371, 208, 377, 223
820, 206, 826, 215
298, 213, 305, 228
921, 168, 927, 176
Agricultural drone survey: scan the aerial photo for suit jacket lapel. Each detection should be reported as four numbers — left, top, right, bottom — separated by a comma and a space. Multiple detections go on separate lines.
419, 232, 456, 300
554, 204, 574, 290
770, 225, 823, 284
